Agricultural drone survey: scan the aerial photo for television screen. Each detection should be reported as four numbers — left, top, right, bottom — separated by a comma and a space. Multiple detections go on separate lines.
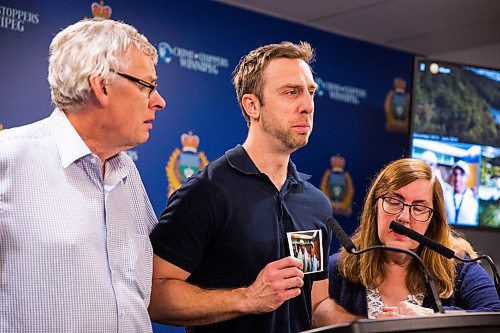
410, 58, 500, 229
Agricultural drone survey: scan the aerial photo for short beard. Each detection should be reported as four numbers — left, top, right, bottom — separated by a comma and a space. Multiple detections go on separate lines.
260, 108, 310, 151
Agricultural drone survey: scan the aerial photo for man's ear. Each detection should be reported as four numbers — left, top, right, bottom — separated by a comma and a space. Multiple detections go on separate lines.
241, 94, 261, 121
89, 75, 109, 107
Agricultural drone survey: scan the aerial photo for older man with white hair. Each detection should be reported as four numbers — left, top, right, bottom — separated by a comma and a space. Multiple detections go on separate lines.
420, 150, 448, 191
0, 18, 166, 332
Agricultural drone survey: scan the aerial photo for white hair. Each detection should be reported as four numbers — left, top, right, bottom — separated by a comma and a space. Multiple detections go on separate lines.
48, 18, 157, 110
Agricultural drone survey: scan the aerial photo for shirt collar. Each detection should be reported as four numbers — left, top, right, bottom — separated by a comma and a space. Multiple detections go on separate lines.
48, 109, 92, 168
225, 144, 311, 183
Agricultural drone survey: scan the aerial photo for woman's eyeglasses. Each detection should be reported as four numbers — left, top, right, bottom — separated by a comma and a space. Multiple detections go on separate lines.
379, 196, 433, 222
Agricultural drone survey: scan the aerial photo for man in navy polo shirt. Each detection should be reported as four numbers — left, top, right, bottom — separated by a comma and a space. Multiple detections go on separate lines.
149, 41, 337, 332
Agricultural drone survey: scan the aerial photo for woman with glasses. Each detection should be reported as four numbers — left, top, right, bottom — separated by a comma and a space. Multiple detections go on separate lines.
328, 158, 500, 322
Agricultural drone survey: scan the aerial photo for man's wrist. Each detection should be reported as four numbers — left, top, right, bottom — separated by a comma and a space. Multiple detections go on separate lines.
231, 286, 256, 314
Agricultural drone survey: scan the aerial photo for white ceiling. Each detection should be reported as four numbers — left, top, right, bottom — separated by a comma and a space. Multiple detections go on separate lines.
215, 0, 500, 69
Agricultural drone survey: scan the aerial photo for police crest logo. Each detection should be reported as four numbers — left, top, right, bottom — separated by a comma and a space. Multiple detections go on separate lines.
320, 155, 354, 216
384, 77, 410, 133
165, 131, 209, 197
91, 0, 112, 19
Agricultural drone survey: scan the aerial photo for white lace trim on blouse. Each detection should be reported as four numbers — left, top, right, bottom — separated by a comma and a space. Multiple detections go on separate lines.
366, 288, 424, 319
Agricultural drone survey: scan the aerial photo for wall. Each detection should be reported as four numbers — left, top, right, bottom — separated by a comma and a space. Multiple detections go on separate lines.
2, 1, 495, 332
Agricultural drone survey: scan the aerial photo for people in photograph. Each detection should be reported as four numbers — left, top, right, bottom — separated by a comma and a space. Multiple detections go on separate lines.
443, 160, 479, 225
149, 41, 338, 332
0, 18, 166, 332
420, 150, 450, 192
328, 158, 500, 323
310, 243, 320, 272
297, 239, 311, 273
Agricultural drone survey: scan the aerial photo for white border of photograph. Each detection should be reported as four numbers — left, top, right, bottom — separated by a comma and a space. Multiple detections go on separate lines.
286, 229, 323, 274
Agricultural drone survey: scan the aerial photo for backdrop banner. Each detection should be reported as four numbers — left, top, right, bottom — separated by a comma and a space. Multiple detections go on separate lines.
0, 1, 412, 331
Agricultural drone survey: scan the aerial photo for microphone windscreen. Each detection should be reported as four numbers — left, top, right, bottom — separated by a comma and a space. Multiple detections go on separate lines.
389, 221, 455, 259
327, 218, 356, 253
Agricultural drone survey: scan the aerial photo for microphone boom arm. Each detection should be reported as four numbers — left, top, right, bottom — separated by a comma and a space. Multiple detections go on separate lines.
352, 245, 445, 314
390, 220, 500, 299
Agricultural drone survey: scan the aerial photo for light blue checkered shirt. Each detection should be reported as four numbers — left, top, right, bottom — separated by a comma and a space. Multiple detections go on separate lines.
0, 109, 158, 332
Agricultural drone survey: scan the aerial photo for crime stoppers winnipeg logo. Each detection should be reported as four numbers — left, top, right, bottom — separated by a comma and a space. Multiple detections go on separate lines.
314, 76, 367, 105
0, 5, 39, 32
158, 42, 174, 64
157, 41, 229, 75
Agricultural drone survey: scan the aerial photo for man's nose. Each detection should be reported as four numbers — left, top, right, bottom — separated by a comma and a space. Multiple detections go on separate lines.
300, 92, 314, 114
149, 90, 166, 110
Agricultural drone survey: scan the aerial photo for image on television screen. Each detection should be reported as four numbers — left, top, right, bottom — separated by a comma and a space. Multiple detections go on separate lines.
410, 58, 500, 229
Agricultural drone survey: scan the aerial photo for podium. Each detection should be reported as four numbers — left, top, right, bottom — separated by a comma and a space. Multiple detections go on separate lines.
302, 312, 500, 333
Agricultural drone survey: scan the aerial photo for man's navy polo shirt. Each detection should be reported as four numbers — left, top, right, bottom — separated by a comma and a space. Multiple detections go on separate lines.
151, 145, 332, 333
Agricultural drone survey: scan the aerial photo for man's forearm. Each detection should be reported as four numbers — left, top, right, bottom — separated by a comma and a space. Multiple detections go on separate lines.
149, 256, 304, 326
149, 278, 254, 326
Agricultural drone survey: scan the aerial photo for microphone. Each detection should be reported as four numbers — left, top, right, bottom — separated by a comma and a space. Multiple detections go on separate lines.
390, 221, 455, 258
328, 216, 356, 254
390, 220, 500, 299
327, 217, 445, 313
